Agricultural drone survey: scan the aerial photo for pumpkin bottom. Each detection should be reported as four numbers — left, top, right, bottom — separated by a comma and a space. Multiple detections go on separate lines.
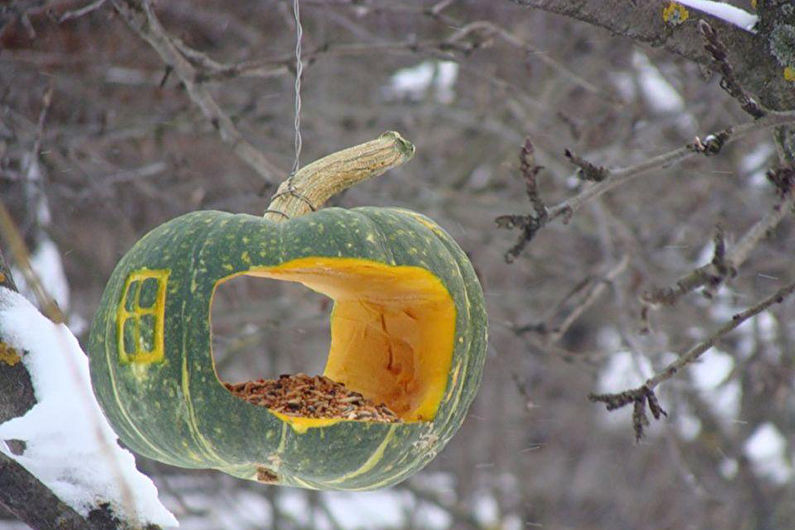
213, 257, 456, 431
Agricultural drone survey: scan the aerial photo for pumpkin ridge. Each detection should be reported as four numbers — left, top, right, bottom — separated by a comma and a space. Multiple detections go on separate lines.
325, 423, 398, 485
351, 208, 396, 265
181, 218, 228, 463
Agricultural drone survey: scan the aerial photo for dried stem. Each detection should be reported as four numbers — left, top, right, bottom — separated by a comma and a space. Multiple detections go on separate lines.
263, 131, 415, 222
591, 280, 795, 440
111, 0, 283, 184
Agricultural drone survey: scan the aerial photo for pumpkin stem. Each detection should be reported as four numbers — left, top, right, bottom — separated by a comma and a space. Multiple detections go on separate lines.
264, 131, 415, 221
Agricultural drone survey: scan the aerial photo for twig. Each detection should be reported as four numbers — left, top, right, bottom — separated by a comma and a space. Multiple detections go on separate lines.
110, 0, 283, 184
548, 255, 629, 343
767, 166, 795, 198
57, 0, 108, 23
564, 148, 608, 181
170, 37, 290, 82
591, 280, 795, 440
497, 112, 795, 261
427, 17, 614, 101
687, 128, 732, 156
69, 161, 168, 201
495, 138, 547, 262
546, 112, 795, 223
515, 255, 630, 344
644, 181, 795, 305
698, 20, 765, 119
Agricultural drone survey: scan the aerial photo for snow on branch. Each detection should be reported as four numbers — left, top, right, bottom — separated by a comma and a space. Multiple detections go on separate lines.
0, 287, 177, 527
675, 0, 758, 33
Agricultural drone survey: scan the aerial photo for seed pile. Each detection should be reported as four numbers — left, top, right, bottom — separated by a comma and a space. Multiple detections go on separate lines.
224, 373, 402, 423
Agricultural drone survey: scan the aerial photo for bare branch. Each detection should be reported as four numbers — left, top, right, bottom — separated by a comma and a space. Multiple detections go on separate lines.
495, 138, 548, 262
0, 453, 96, 530
110, 0, 284, 184
546, 112, 795, 224
698, 20, 765, 119
564, 148, 608, 182
508, 0, 793, 111
592, 280, 795, 440
57, 0, 108, 23
687, 128, 732, 156
499, 112, 795, 261
516, 255, 630, 344
645, 180, 795, 305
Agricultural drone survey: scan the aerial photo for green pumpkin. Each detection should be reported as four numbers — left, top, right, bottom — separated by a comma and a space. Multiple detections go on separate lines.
88, 207, 487, 490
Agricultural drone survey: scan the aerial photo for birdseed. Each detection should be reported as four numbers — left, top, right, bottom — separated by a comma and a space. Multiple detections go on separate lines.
224, 373, 402, 423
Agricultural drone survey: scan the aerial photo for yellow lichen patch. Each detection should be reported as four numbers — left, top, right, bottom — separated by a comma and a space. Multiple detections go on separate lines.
785, 67, 795, 82
0, 342, 21, 366
662, 2, 689, 25
225, 257, 457, 424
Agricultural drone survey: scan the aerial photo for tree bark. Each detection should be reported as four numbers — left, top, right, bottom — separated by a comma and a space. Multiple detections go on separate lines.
509, 0, 795, 111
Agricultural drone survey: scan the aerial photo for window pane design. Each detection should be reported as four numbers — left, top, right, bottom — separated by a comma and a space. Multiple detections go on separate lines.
116, 269, 169, 364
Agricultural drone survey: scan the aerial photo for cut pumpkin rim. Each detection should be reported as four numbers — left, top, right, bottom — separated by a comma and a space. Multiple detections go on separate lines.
211, 256, 457, 432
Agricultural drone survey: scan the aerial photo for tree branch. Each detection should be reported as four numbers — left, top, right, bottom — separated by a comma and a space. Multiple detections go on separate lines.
110, 0, 284, 184
498, 111, 795, 260
591, 280, 795, 440
645, 178, 795, 305
548, 112, 795, 224
509, 0, 794, 111
0, 245, 107, 529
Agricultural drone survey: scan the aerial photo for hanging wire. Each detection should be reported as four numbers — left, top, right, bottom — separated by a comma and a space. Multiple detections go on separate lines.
290, 0, 303, 176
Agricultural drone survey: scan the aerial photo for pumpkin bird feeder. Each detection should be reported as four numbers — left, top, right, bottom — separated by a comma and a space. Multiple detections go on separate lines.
88, 132, 488, 490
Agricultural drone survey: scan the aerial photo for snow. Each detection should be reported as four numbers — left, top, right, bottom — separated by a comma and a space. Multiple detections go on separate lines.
632, 51, 685, 115
744, 422, 793, 485
13, 237, 71, 315
675, 1, 758, 32
473, 494, 499, 526
595, 351, 655, 430
322, 489, 450, 529
719, 458, 738, 479
689, 349, 733, 389
0, 288, 178, 527
383, 61, 459, 104
14, 153, 86, 334
597, 350, 654, 393
739, 142, 775, 188
674, 408, 702, 441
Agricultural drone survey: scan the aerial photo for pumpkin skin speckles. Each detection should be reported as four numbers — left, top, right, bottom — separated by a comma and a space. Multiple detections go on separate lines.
88, 207, 487, 490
